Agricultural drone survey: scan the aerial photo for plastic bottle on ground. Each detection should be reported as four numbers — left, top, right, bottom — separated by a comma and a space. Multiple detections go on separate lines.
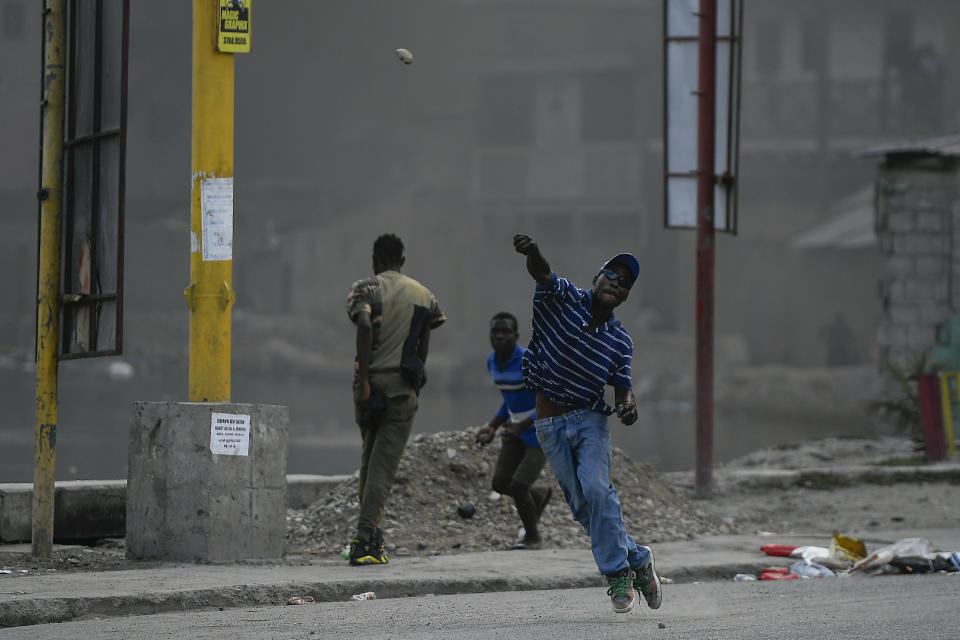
351, 592, 376, 601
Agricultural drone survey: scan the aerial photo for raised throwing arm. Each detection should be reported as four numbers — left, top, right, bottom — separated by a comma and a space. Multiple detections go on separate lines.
513, 234, 552, 286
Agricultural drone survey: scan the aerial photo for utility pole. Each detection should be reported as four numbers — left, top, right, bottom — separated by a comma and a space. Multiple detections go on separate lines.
695, 0, 717, 498
186, 0, 235, 402
33, 0, 67, 558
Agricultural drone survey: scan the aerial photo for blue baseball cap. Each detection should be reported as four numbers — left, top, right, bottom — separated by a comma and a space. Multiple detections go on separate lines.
598, 253, 640, 283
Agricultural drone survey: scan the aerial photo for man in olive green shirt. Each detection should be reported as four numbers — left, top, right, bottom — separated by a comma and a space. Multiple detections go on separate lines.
345, 234, 445, 565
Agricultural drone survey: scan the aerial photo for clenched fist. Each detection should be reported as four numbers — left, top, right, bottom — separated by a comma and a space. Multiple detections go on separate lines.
513, 234, 537, 255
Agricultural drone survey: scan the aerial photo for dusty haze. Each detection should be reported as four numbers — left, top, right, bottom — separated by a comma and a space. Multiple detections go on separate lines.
1, 0, 956, 482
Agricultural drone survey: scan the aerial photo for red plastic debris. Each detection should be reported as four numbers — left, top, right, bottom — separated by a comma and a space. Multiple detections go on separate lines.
760, 544, 799, 557
761, 566, 791, 574
760, 572, 798, 581
760, 565, 796, 580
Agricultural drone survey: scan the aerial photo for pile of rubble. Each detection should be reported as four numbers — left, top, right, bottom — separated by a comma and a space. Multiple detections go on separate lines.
287, 429, 736, 557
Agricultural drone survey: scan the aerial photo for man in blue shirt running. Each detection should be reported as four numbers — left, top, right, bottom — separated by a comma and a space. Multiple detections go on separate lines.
512, 233, 662, 615
475, 311, 552, 549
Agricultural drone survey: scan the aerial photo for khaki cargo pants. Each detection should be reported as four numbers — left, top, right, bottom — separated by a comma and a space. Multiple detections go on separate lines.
353, 373, 418, 541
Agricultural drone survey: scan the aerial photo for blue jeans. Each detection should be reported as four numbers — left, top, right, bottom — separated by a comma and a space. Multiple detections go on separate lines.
535, 408, 650, 575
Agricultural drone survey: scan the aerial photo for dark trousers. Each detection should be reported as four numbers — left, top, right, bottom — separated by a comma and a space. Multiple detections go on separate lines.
492, 435, 546, 492
491, 435, 548, 541
354, 377, 418, 541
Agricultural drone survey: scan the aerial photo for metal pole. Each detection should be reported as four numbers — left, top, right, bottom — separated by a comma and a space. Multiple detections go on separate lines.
187, 0, 234, 402
695, 0, 716, 498
34, 0, 67, 558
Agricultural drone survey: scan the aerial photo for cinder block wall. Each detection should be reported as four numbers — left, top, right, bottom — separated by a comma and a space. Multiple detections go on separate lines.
875, 159, 960, 369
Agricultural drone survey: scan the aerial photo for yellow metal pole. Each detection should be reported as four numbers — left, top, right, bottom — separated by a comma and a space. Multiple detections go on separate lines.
33, 0, 67, 558
187, 0, 235, 402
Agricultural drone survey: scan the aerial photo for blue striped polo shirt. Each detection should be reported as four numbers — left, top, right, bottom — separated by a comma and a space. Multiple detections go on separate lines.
522, 272, 633, 415
487, 344, 539, 447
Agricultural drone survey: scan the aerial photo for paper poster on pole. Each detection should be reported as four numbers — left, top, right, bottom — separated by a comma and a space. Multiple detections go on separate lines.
201, 177, 233, 261
210, 412, 250, 456
217, 0, 252, 53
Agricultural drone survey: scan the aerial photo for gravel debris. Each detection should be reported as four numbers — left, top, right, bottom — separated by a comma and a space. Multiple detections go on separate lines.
287, 428, 736, 557
720, 435, 918, 469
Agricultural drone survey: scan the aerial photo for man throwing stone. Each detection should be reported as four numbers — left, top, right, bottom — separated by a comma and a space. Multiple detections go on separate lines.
512, 233, 662, 614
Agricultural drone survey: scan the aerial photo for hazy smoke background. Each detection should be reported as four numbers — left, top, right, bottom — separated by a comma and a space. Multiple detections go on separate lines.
0, 0, 956, 482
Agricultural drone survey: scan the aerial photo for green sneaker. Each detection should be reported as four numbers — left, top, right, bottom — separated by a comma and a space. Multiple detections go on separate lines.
605, 568, 636, 613
633, 547, 662, 609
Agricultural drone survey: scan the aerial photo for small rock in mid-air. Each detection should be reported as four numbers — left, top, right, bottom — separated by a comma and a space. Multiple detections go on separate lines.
658, 622, 666, 629
396, 48, 413, 64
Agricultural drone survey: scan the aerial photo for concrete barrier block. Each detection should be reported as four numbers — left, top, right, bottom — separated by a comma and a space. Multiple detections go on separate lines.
54, 481, 126, 541
126, 401, 288, 562
0, 484, 32, 542
252, 408, 288, 490
0, 481, 126, 543
251, 488, 286, 557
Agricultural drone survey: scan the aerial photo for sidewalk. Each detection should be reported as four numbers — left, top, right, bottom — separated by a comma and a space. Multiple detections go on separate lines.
3, 527, 959, 628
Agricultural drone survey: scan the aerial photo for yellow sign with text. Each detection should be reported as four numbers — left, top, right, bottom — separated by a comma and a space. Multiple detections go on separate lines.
217, 0, 251, 53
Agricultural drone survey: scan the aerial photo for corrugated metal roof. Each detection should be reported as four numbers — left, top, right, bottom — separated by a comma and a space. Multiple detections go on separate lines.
858, 133, 960, 158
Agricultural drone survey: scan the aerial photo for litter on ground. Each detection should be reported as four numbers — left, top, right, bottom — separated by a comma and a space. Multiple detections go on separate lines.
739, 533, 960, 581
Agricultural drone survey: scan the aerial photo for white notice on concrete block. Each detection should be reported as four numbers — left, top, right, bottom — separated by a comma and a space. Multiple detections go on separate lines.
210, 412, 251, 456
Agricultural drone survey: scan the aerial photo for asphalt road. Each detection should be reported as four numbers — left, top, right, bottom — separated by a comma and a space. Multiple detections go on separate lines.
4, 575, 957, 639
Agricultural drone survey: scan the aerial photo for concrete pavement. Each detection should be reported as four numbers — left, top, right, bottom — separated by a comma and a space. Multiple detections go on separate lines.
2, 527, 960, 628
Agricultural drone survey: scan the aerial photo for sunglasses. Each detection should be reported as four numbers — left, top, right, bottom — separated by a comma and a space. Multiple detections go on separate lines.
599, 269, 633, 288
